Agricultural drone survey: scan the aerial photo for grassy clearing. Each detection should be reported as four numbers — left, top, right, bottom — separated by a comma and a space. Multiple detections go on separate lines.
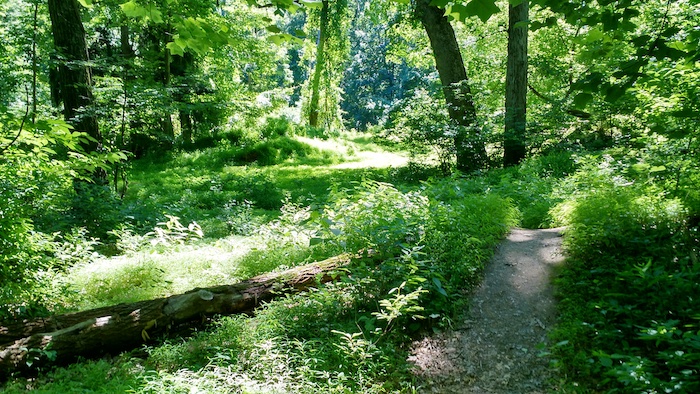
66, 236, 256, 310
1, 134, 529, 392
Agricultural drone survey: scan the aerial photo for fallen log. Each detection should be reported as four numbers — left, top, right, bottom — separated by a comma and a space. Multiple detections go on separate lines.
0, 254, 353, 377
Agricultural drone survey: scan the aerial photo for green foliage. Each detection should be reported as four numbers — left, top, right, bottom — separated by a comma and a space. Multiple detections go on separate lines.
315, 180, 429, 257
550, 153, 700, 392
387, 89, 462, 173
0, 110, 579, 391
0, 358, 139, 393
233, 135, 327, 166
0, 112, 128, 319
146, 215, 203, 246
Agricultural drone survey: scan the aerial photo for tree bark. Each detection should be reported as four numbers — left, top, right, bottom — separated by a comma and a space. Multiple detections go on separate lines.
0, 254, 353, 377
162, 27, 175, 142
414, 0, 486, 172
308, 0, 329, 127
47, 0, 102, 162
503, 0, 529, 166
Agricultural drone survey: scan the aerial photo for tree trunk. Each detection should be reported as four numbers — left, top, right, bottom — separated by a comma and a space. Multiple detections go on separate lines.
308, 0, 329, 127
162, 31, 175, 141
0, 254, 353, 377
414, 0, 486, 172
180, 109, 193, 145
503, 0, 529, 167
47, 0, 102, 166
31, 1, 39, 123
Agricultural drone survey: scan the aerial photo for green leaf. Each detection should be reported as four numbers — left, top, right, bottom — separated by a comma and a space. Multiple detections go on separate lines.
267, 33, 302, 45
266, 25, 282, 34
120, 1, 145, 18
430, 0, 451, 7
446, 4, 469, 21
604, 84, 629, 103
300, 0, 324, 9
77, 0, 93, 8
599, 356, 613, 368
666, 41, 687, 51
432, 277, 448, 296
584, 28, 605, 43
120, 1, 163, 23
573, 93, 593, 109
649, 166, 666, 173
464, 0, 501, 23
166, 41, 185, 56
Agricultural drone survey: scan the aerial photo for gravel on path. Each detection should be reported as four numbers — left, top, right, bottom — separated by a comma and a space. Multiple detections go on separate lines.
410, 228, 566, 393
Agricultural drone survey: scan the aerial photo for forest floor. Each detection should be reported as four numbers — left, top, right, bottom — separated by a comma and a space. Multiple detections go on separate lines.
296, 136, 410, 168
409, 227, 566, 393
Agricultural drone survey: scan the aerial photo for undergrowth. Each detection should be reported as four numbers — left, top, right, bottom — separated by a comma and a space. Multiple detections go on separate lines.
2, 178, 516, 393
550, 153, 700, 393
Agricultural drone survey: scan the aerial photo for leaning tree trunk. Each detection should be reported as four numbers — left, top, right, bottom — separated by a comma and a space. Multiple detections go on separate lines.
414, 0, 487, 172
0, 254, 355, 378
308, 0, 329, 127
503, 0, 529, 167
47, 0, 103, 178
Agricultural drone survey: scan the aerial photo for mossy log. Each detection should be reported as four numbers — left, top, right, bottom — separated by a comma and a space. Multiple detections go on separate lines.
0, 254, 352, 377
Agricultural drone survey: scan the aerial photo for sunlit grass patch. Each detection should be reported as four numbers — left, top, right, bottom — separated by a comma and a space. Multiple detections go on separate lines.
66, 236, 257, 310
0, 358, 142, 393
297, 135, 410, 169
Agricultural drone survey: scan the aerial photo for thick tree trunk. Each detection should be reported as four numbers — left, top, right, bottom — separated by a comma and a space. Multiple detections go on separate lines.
414, 0, 486, 172
0, 254, 353, 377
47, 0, 102, 161
308, 0, 329, 127
503, 0, 529, 166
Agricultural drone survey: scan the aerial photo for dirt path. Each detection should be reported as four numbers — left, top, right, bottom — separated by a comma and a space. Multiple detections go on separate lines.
409, 228, 565, 393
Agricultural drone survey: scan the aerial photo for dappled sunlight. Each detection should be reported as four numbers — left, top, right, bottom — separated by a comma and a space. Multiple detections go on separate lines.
331, 150, 409, 169
295, 136, 409, 169
412, 228, 564, 392
93, 316, 112, 327
66, 236, 259, 309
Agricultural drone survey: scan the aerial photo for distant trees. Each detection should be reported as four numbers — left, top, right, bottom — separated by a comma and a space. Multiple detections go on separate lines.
305, 0, 349, 129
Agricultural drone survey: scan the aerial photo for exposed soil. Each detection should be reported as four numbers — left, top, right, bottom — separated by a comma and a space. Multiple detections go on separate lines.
409, 228, 566, 393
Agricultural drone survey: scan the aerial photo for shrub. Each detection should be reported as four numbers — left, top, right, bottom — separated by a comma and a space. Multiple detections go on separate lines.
260, 116, 294, 139
233, 136, 316, 166
315, 180, 429, 257
550, 158, 699, 393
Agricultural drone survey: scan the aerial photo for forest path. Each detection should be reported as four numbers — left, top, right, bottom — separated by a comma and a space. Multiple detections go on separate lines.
409, 228, 565, 393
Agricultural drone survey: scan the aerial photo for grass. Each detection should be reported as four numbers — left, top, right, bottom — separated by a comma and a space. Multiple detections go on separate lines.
12, 130, 697, 393
0, 131, 527, 392
66, 236, 257, 309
